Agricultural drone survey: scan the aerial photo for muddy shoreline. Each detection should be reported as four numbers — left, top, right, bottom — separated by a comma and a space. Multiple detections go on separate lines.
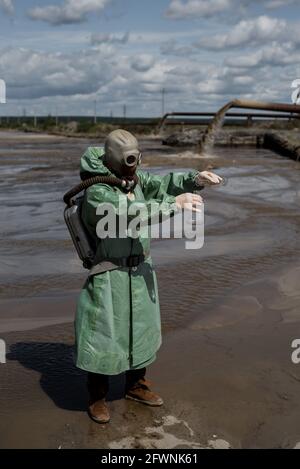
0, 131, 300, 448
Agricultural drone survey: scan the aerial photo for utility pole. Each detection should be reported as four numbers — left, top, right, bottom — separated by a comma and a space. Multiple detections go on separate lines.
16, 101, 20, 125
55, 106, 58, 127
123, 104, 127, 121
94, 100, 97, 124
161, 87, 165, 117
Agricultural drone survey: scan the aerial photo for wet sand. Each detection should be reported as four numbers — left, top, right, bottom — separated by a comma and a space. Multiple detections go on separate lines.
0, 131, 300, 448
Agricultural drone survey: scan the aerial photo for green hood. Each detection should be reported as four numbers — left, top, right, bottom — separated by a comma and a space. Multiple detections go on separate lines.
80, 146, 111, 179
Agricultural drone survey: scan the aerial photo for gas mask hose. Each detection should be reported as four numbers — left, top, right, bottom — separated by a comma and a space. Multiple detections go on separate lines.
63, 174, 139, 207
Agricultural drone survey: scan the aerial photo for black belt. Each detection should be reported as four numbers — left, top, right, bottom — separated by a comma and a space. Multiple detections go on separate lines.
108, 254, 146, 268
88, 253, 149, 276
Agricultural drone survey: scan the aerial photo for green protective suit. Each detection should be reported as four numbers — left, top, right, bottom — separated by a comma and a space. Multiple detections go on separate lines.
75, 147, 200, 375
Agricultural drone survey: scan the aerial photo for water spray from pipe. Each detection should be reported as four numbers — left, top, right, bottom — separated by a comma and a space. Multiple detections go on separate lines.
199, 99, 300, 155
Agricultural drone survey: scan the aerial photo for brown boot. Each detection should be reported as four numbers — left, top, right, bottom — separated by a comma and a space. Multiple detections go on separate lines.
125, 378, 164, 407
87, 372, 110, 424
88, 398, 110, 424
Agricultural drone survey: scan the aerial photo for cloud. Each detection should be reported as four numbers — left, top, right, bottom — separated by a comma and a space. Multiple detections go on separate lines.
0, 43, 286, 104
0, 0, 14, 15
225, 42, 300, 68
196, 16, 286, 50
1, 8, 298, 116
91, 32, 130, 45
165, 0, 232, 20
28, 0, 111, 25
165, 0, 300, 20
160, 40, 194, 56
0, 45, 159, 106
0, 42, 292, 115
0, 46, 113, 99
265, 0, 299, 8
131, 54, 156, 72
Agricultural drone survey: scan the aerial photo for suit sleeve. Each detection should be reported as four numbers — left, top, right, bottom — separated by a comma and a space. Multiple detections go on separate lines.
138, 170, 203, 201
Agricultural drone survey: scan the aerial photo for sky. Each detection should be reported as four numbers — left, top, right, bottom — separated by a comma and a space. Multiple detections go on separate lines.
0, 0, 300, 117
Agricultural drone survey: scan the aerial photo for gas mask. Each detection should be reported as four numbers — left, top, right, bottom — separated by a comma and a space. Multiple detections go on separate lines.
104, 130, 142, 182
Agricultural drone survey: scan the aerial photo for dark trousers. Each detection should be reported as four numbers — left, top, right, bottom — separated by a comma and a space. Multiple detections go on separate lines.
88, 367, 146, 402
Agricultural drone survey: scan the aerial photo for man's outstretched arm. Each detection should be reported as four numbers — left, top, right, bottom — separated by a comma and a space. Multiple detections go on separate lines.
138, 170, 222, 201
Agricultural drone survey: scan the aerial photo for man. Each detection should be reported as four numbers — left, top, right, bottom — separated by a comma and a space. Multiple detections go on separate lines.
75, 129, 222, 423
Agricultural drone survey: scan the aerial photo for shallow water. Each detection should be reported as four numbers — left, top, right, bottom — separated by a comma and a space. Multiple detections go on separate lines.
0, 133, 300, 322
1, 132, 300, 449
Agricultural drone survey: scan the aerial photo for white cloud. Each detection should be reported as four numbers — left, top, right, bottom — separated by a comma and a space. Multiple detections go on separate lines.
165, 0, 232, 20
28, 0, 111, 25
0, 46, 113, 99
131, 54, 156, 72
91, 32, 129, 45
0, 45, 161, 111
1, 7, 298, 116
0, 0, 14, 14
0, 41, 292, 113
160, 40, 194, 56
128, 30, 200, 48
165, 0, 300, 20
225, 42, 300, 68
196, 16, 286, 49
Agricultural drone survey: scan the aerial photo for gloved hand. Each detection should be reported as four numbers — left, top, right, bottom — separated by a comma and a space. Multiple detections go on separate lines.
175, 193, 203, 212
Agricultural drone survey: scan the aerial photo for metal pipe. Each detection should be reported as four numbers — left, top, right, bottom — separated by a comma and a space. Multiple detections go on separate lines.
157, 100, 300, 131
159, 113, 300, 125
231, 99, 300, 113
